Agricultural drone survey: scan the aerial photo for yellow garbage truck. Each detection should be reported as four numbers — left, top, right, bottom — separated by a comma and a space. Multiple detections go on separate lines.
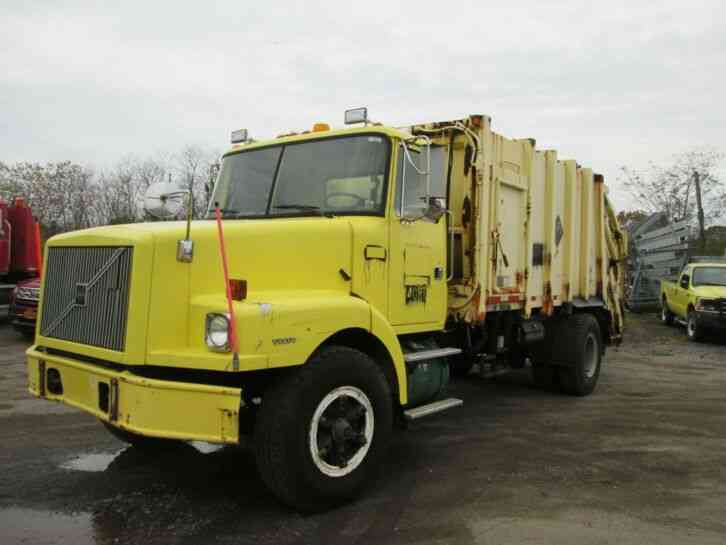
27, 111, 627, 510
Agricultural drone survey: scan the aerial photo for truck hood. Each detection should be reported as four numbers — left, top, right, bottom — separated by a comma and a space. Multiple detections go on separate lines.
151, 218, 353, 294
41, 217, 356, 365
692, 286, 726, 299
50, 217, 354, 295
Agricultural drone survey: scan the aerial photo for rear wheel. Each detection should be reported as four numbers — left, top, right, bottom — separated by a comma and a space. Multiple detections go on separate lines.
254, 346, 393, 512
529, 320, 559, 391
531, 361, 558, 391
661, 301, 674, 326
557, 314, 603, 397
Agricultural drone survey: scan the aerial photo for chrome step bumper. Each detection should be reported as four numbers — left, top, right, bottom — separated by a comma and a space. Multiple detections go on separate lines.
404, 398, 463, 421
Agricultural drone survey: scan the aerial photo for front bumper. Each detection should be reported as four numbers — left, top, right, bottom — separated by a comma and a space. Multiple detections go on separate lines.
696, 311, 726, 330
27, 347, 241, 444
10, 299, 37, 331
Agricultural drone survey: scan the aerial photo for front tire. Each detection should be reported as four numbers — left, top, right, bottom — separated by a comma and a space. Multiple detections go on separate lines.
686, 311, 704, 342
557, 314, 603, 397
254, 346, 393, 512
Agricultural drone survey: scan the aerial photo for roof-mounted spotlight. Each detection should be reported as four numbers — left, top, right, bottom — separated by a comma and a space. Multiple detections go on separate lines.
344, 107, 368, 125
230, 129, 249, 144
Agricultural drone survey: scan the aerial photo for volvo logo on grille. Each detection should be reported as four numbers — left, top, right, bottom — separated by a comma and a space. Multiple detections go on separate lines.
75, 283, 89, 306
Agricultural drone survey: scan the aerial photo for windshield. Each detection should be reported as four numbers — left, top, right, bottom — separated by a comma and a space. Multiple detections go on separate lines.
692, 266, 726, 287
210, 134, 390, 218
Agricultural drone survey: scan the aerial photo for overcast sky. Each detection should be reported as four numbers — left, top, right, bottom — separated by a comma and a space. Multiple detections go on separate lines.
2, 1, 725, 210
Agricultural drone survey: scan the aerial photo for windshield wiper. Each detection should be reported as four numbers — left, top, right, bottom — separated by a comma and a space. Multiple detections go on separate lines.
274, 204, 321, 211
273, 204, 335, 218
207, 207, 237, 216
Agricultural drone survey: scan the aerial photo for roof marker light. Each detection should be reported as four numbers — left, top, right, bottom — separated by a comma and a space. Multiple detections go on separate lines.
344, 107, 368, 125
230, 129, 248, 144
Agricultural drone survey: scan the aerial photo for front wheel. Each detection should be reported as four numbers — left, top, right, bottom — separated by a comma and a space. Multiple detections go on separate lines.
254, 346, 393, 512
686, 311, 704, 342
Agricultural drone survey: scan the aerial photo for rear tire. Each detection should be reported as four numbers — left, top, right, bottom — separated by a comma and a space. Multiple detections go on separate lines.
254, 346, 393, 512
531, 362, 558, 391
556, 314, 603, 397
661, 301, 674, 326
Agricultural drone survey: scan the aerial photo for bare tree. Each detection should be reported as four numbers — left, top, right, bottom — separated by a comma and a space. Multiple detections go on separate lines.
618, 148, 725, 228
0, 143, 222, 237
0, 161, 98, 236
174, 145, 220, 218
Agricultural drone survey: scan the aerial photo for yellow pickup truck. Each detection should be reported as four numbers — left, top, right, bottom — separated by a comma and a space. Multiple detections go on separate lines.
26, 110, 627, 511
661, 259, 726, 341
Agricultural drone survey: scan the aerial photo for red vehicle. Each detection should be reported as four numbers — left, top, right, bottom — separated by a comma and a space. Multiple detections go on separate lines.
1, 197, 42, 334
9, 277, 40, 336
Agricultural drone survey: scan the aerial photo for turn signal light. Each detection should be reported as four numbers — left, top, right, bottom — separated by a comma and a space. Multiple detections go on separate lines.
230, 279, 247, 301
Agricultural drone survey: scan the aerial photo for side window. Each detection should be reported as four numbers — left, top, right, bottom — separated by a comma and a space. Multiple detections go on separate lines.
395, 145, 447, 217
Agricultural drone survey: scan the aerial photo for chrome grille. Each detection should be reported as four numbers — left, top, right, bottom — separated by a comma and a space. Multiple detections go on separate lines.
40, 247, 133, 351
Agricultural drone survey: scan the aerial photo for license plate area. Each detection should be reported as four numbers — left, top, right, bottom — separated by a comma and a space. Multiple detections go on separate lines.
97, 379, 119, 421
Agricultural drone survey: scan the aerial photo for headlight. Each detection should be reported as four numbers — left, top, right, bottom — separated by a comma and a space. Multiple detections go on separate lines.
16, 287, 39, 301
205, 313, 230, 351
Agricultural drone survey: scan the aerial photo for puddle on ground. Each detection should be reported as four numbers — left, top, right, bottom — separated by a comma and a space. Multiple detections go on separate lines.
61, 442, 225, 472
61, 451, 124, 472
189, 441, 226, 454
0, 507, 94, 545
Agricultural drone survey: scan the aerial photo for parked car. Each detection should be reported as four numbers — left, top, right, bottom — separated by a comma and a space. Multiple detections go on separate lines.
9, 277, 40, 337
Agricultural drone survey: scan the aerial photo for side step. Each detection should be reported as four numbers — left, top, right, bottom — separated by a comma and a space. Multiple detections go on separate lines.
403, 398, 463, 421
404, 347, 462, 364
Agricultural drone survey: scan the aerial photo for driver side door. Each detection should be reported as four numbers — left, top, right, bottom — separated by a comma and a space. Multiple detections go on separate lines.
674, 270, 691, 317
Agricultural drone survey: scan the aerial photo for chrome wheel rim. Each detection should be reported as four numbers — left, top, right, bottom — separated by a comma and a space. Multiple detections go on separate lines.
583, 333, 599, 379
309, 386, 374, 478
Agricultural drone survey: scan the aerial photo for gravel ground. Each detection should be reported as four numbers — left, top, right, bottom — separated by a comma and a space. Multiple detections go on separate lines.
1, 313, 725, 545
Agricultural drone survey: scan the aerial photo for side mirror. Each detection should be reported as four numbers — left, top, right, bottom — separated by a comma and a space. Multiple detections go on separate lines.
680, 277, 689, 289
423, 197, 446, 223
143, 182, 188, 219
400, 137, 433, 221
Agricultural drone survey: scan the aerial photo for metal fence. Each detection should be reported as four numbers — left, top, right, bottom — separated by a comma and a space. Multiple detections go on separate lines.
626, 214, 692, 312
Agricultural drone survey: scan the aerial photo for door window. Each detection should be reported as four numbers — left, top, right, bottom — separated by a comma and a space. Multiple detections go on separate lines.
394, 145, 446, 218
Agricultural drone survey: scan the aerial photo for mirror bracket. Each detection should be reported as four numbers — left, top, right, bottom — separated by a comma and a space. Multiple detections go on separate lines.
144, 182, 194, 263
177, 239, 194, 263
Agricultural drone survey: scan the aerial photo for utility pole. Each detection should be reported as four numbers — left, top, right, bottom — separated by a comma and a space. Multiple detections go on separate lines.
693, 171, 706, 253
